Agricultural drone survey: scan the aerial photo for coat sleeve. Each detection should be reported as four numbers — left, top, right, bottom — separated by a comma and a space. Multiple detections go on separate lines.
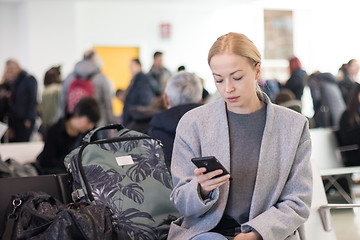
170, 114, 220, 218
60, 74, 73, 116
241, 123, 313, 240
25, 76, 38, 121
99, 75, 115, 124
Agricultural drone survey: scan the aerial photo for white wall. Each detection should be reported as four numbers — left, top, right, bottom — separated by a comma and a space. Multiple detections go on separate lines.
1, 0, 360, 95
0, 2, 27, 72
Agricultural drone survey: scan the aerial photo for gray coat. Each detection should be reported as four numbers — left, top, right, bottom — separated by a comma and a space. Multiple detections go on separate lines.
168, 93, 312, 240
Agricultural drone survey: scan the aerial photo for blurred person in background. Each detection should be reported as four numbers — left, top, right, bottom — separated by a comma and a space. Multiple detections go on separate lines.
338, 59, 360, 103
2, 58, 38, 142
60, 49, 115, 128
122, 58, 156, 129
338, 83, 360, 166
273, 89, 302, 114
147, 71, 203, 167
148, 51, 172, 96
283, 56, 307, 101
36, 97, 100, 174
39, 65, 62, 140
308, 71, 345, 128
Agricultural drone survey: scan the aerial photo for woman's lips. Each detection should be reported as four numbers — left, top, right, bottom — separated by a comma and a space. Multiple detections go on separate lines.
227, 96, 239, 102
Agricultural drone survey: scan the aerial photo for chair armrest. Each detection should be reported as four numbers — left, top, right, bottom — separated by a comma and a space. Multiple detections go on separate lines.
319, 204, 360, 232
338, 144, 359, 152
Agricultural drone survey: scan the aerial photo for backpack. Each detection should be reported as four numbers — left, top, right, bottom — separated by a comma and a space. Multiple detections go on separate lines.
64, 124, 180, 240
66, 73, 96, 113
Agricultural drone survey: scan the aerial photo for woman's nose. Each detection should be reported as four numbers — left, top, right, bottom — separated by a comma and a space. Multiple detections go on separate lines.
225, 80, 234, 93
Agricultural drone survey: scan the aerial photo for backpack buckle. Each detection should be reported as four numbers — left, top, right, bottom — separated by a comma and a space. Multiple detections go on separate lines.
71, 189, 85, 202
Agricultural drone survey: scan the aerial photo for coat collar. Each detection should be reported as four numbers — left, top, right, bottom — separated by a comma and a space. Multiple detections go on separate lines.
212, 91, 274, 169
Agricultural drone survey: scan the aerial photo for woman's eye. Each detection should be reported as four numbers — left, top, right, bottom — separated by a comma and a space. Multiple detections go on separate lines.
215, 79, 223, 83
233, 77, 243, 81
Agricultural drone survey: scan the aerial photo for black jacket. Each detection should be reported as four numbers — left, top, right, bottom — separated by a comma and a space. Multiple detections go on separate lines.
284, 69, 306, 100
338, 110, 360, 166
37, 118, 84, 174
147, 103, 201, 168
338, 74, 356, 104
123, 72, 155, 127
9, 70, 38, 122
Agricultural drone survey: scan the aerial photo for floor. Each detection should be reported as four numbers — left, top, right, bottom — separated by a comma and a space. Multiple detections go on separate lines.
330, 183, 360, 240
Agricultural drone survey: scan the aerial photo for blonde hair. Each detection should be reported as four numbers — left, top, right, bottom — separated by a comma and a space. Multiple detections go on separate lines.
208, 32, 261, 68
1, 58, 21, 83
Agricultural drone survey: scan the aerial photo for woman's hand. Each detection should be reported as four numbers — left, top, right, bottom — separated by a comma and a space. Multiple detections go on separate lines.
194, 167, 231, 198
234, 231, 262, 240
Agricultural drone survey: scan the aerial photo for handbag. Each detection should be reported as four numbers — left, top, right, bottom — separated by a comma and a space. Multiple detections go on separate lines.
2, 191, 118, 240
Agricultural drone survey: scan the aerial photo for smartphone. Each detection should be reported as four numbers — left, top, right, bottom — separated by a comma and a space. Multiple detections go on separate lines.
191, 156, 232, 180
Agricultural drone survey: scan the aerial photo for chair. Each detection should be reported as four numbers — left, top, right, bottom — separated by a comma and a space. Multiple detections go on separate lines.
0, 173, 72, 236
304, 161, 360, 240
333, 129, 360, 167
0, 141, 44, 164
309, 128, 360, 204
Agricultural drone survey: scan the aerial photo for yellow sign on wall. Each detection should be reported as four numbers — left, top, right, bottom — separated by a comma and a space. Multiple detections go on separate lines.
93, 46, 139, 116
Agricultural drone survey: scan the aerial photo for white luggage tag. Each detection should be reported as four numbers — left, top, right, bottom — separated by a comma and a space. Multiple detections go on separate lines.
116, 155, 134, 166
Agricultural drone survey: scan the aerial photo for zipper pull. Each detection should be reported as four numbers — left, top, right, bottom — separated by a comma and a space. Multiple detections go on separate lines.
9, 198, 22, 220
2, 198, 22, 239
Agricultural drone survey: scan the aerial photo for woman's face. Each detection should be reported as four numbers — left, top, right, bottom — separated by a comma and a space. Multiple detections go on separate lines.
209, 53, 260, 114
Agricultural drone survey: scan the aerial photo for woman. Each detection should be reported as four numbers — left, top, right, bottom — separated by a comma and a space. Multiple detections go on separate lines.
40, 65, 63, 140
168, 33, 312, 240
338, 83, 360, 166
338, 59, 360, 103
284, 56, 307, 101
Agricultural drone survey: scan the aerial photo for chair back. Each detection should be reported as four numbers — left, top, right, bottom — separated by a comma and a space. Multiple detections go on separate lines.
309, 128, 343, 170
304, 161, 337, 240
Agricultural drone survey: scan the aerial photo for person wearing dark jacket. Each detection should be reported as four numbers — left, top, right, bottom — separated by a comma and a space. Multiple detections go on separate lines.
338, 59, 360, 103
284, 57, 307, 101
338, 83, 360, 166
122, 58, 155, 127
2, 59, 38, 142
308, 72, 345, 128
147, 71, 202, 167
36, 97, 100, 174
147, 51, 172, 96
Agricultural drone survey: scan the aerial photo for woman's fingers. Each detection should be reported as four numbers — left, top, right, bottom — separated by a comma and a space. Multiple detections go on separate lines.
194, 167, 230, 197
194, 167, 207, 176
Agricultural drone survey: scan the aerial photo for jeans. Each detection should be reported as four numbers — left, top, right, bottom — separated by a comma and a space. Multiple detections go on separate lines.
192, 232, 230, 240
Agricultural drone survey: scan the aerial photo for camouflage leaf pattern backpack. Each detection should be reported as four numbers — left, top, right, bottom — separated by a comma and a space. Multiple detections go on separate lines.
64, 124, 180, 240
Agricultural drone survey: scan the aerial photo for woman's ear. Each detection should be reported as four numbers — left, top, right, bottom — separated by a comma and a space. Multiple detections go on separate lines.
255, 63, 261, 80
163, 93, 171, 109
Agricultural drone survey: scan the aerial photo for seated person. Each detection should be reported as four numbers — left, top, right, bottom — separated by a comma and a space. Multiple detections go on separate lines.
168, 32, 312, 240
273, 89, 302, 113
147, 71, 203, 167
36, 97, 100, 174
338, 83, 360, 166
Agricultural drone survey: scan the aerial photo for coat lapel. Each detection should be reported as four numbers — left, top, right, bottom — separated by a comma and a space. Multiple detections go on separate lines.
210, 100, 231, 171
249, 94, 279, 218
